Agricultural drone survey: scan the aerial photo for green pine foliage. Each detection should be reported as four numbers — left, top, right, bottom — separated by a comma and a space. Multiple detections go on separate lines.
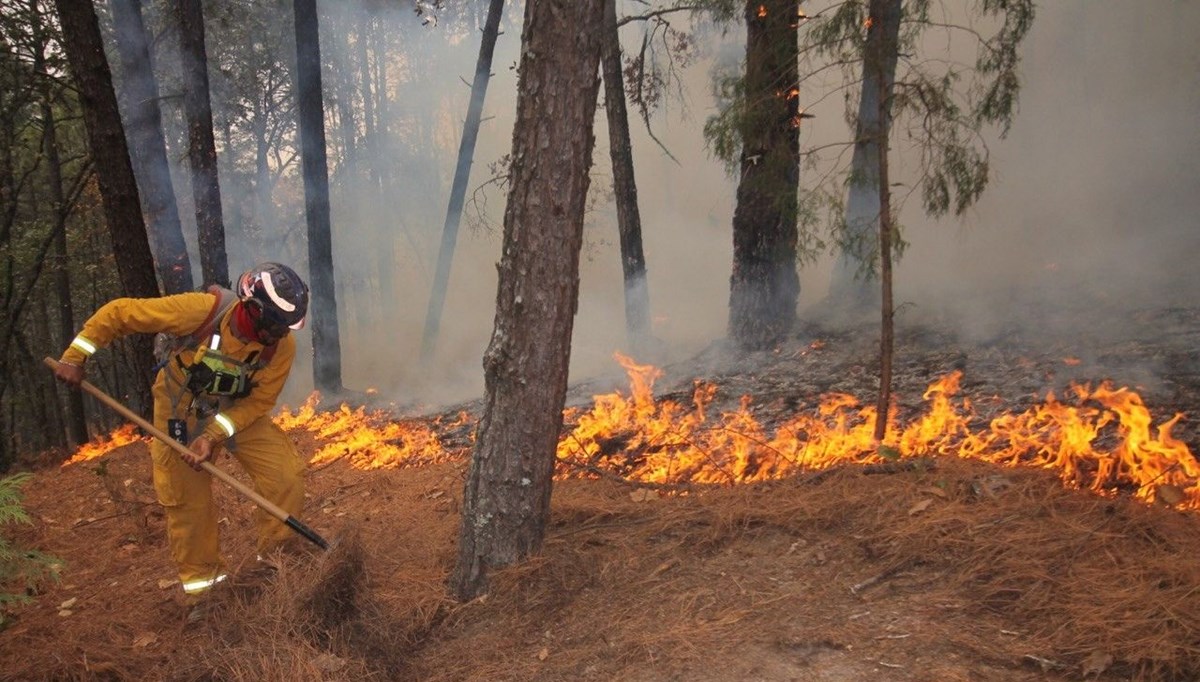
0, 473, 62, 628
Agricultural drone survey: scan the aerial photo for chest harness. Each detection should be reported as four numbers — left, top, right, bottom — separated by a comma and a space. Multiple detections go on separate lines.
158, 286, 278, 419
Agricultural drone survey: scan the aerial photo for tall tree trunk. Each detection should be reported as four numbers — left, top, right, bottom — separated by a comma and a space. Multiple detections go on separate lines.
356, 14, 379, 195
450, 0, 606, 602
110, 0, 193, 294
52, 0, 158, 417
178, 0, 229, 287
252, 108, 276, 239
33, 5, 87, 446
828, 0, 901, 313
421, 0, 505, 362
868, 0, 900, 442
220, 118, 244, 254
600, 0, 652, 353
728, 0, 801, 351
293, 0, 343, 395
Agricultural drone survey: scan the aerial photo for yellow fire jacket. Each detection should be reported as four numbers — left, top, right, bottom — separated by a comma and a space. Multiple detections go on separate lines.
59, 292, 296, 443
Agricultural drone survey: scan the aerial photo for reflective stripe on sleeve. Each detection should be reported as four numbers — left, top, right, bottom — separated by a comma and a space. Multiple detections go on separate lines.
214, 413, 236, 438
70, 335, 97, 356
181, 574, 227, 594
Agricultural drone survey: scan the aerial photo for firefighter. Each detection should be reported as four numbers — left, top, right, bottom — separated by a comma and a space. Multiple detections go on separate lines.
52, 262, 310, 616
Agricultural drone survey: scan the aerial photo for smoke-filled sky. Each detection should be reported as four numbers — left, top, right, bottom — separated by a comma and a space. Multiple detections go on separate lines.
169, 1, 1198, 407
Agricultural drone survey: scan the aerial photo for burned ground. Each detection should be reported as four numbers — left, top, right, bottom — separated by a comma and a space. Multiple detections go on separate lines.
2, 307, 1200, 681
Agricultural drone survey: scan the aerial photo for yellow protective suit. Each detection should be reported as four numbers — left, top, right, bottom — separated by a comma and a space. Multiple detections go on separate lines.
59, 293, 306, 594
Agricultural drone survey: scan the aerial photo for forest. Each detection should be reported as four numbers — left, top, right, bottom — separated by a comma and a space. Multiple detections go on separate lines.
2, 1, 1200, 679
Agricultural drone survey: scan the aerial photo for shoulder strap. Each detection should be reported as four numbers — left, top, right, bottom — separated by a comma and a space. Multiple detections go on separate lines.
188, 285, 240, 345
190, 285, 280, 369
258, 341, 279, 367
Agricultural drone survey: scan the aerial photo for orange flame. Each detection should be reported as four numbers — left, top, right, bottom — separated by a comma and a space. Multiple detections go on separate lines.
276, 393, 464, 470
62, 424, 144, 465
61, 357, 1200, 511
757, 5, 767, 18
556, 354, 1200, 508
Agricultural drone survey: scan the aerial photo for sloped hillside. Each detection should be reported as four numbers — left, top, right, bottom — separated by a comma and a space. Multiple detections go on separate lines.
3, 310, 1200, 681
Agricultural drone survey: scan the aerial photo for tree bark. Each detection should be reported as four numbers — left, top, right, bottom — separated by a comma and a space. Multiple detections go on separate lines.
451, 0, 606, 602
868, 0, 901, 442
601, 0, 652, 353
53, 0, 158, 417
828, 0, 902, 313
178, 0, 229, 288
728, 0, 801, 351
293, 0, 344, 395
110, 0, 194, 294
421, 0, 505, 362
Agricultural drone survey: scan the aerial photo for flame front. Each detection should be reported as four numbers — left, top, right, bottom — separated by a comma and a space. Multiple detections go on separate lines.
276, 393, 460, 470
556, 354, 1200, 508
62, 354, 1200, 510
62, 424, 144, 465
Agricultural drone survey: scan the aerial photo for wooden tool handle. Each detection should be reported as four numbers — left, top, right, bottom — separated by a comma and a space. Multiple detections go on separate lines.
42, 356, 291, 523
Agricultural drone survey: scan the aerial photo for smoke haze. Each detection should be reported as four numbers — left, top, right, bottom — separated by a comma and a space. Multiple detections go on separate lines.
113, 1, 1200, 408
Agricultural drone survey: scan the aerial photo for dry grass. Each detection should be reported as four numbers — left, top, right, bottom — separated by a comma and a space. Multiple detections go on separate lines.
4, 443, 1200, 681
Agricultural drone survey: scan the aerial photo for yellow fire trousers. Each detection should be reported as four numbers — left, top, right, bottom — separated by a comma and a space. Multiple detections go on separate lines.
149, 413, 306, 594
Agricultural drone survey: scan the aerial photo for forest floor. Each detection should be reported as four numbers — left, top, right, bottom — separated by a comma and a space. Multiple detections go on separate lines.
3, 304, 1200, 681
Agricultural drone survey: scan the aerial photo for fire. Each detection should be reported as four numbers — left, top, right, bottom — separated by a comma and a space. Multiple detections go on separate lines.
758, 5, 767, 18
62, 424, 145, 465
276, 393, 462, 470
557, 354, 1200, 508
60, 356, 1200, 511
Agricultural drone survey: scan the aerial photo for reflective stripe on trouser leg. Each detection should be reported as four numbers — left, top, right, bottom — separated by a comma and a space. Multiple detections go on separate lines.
149, 434, 226, 590
227, 416, 306, 553
182, 573, 227, 594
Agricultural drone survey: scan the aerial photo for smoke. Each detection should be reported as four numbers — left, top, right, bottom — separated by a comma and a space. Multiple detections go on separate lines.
104, 1, 1200, 408
879, 2, 1200, 342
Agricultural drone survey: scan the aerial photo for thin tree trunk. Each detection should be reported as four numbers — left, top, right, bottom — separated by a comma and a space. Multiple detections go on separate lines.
252, 108, 276, 238
178, 0, 229, 288
828, 0, 901, 313
451, 0, 606, 602
294, 0, 343, 395
421, 0, 505, 362
33, 6, 87, 446
868, 0, 900, 442
53, 0, 159, 417
356, 14, 379, 194
601, 0, 652, 353
110, 0, 193, 294
727, 0, 801, 351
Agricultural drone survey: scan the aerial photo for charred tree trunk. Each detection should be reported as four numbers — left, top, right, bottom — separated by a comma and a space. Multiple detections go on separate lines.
178, 0, 229, 288
828, 0, 901, 314
53, 0, 158, 416
728, 0, 801, 351
601, 0, 652, 353
421, 0, 505, 362
293, 0, 343, 395
451, 0, 606, 602
110, 0, 193, 294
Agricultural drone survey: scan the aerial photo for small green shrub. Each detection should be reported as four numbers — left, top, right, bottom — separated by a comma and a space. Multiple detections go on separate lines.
0, 473, 62, 628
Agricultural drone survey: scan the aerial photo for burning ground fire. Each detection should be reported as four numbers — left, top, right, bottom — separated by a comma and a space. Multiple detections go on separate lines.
63, 354, 1200, 509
